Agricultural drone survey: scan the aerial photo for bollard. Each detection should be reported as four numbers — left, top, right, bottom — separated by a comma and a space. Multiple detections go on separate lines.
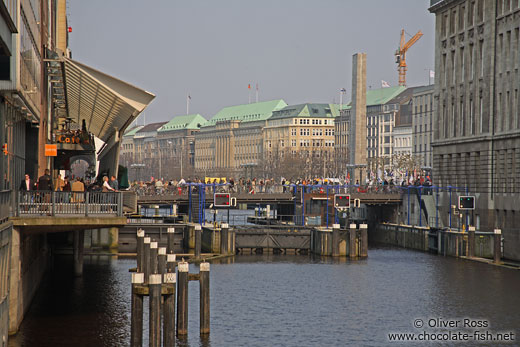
167, 227, 175, 254
150, 241, 159, 274
136, 229, 145, 272
143, 237, 151, 283
199, 262, 210, 335
195, 225, 202, 259
163, 270, 176, 347
349, 224, 357, 259
494, 229, 502, 264
332, 224, 340, 257
220, 223, 229, 255
468, 226, 475, 258
360, 224, 368, 258
158, 247, 167, 275
130, 273, 144, 347
149, 274, 162, 347
177, 261, 189, 336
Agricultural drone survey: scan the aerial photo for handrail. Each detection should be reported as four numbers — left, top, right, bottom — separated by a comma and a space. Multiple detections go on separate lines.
17, 191, 123, 217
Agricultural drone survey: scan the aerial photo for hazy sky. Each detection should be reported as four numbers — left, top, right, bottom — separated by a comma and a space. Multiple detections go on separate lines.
68, 0, 435, 123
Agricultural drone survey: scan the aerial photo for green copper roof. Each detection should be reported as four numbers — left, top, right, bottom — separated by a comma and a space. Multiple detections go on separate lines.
205, 99, 288, 126
158, 114, 207, 132
366, 86, 407, 106
123, 125, 143, 137
270, 103, 342, 120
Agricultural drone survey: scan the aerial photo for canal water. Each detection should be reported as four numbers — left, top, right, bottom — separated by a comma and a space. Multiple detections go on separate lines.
8, 248, 520, 346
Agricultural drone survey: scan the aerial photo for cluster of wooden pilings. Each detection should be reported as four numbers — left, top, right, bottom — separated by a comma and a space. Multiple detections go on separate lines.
131, 228, 210, 346
311, 223, 368, 258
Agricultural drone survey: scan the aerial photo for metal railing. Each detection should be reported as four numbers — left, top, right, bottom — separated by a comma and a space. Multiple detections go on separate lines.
0, 190, 11, 222
16, 191, 123, 217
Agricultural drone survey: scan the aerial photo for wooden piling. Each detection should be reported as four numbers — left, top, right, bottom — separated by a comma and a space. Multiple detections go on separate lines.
150, 241, 159, 274
360, 224, 368, 258
149, 274, 162, 347
130, 273, 144, 347
136, 229, 145, 272
332, 224, 340, 257
494, 229, 502, 263
158, 247, 167, 275
349, 224, 357, 259
199, 262, 210, 335
220, 223, 229, 255
143, 237, 151, 283
468, 226, 475, 258
167, 227, 175, 254
195, 225, 202, 259
177, 261, 189, 336
167, 254, 176, 273
163, 271, 176, 347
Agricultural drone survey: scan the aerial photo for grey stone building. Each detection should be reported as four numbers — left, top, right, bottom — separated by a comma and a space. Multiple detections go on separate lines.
411, 85, 435, 169
429, 0, 520, 260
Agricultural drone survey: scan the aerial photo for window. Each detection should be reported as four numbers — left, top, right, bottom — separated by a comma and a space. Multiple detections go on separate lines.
291, 128, 297, 136
479, 97, 483, 133
468, 1, 474, 27
461, 47, 465, 82
469, 99, 474, 135
459, 5, 465, 30
479, 40, 484, 77
291, 139, 296, 147
460, 100, 465, 136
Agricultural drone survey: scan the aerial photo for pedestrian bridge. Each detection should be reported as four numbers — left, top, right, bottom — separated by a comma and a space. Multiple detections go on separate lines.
136, 184, 404, 206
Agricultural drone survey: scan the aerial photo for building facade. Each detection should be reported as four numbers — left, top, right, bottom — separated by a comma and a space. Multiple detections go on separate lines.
264, 103, 339, 179
120, 125, 143, 168
411, 85, 435, 169
132, 122, 166, 180
194, 99, 287, 177
364, 87, 407, 175
156, 114, 206, 179
429, 0, 520, 259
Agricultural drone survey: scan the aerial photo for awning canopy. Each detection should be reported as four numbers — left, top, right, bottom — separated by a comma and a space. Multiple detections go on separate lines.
48, 55, 155, 144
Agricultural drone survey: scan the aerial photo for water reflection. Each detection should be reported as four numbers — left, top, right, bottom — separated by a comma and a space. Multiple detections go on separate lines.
9, 248, 520, 347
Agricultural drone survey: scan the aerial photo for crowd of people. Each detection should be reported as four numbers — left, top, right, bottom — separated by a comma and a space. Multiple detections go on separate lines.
19, 170, 121, 194
129, 173, 434, 196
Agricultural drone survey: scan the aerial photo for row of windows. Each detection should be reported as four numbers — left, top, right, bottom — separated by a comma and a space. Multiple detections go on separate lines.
295, 118, 333, 125
441, 0, 485, 38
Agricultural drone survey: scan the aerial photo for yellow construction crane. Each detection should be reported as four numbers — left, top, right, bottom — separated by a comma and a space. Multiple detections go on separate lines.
395, 29, 423, 87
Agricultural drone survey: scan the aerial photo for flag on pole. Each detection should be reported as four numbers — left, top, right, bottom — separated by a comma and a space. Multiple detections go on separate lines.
381, 80, 390, 88
256, 83, 258, 91
340, 88, 347, 93
188, 94, 191, 100
248, 84, 251, 89
429, 70, 435, 78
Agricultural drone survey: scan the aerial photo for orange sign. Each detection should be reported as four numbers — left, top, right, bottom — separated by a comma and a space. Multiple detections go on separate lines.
45, 144, 57, 157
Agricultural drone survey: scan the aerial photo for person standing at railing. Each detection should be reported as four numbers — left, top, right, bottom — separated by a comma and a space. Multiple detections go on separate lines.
110, 175, 119, 190
19, 174, 35, 191
102, 176, 116, 192
62, 176, 71, 204
37, 169, 53, 191
55, 174, 64, 192
37, 169, 53, 213
19, 174, 35, 212
71, 177, 85, 204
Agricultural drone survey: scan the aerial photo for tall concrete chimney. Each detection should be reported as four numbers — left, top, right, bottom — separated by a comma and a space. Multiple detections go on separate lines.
348, 53, 367, 184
